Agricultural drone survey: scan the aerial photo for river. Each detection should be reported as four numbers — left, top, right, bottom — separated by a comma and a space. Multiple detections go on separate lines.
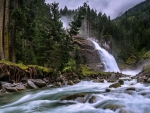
0, 80, 150, 113
0, 39, 148, 113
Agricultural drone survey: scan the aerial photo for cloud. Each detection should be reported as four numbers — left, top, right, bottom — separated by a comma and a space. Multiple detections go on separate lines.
45, 0, 145, 19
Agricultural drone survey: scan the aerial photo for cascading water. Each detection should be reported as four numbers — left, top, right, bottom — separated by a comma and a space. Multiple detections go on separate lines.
0, 39, 147, 113
89, 39, 120, 72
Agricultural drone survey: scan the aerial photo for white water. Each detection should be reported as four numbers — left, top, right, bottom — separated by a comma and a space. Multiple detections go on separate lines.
89, 39, 143, 76
0, 80, 150, 113
0, 39, 146, 113
90, 39, 120, 72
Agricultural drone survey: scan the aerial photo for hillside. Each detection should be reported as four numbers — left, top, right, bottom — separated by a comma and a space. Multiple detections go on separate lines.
113, 0, 150, 65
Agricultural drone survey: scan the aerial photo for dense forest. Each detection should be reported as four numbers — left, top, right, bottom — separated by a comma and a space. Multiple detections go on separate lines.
0, 0, 87, 74
0, 0, 150, 74
60, 0, 150, 66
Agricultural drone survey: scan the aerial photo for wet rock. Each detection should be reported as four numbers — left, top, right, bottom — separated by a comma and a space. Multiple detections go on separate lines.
93, 79, 104, 83
108, 73, 119, 82
15, 84, 26, 91
30, 79, 46, 88
118, 80, 124, 85
27, 80, 38, 89
103, 103, 125, 111
73, 79, 80, 83
119, 108, 134, 113
0, 82, 12, 89
146, 78, 150, 83
106, 88, 111, 92
67, 80, 74, 85
53, 82, 62, 87
88, 96, 97, 103
61, 93, 86, 103
109, 82, 121, 88
56, 77, 64, 83
5, 87, 18, 92
137, 77, 145, 82
126, 87, 136, 91
43, 78, 49, 83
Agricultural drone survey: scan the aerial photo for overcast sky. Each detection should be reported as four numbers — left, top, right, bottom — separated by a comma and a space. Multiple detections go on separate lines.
45, 0, 145, 19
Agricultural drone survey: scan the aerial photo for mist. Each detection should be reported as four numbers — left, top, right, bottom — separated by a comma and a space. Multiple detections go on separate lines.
45, 0, 145, 19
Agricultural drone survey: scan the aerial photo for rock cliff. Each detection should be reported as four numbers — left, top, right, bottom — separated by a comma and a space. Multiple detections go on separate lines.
73, 36, 104, 71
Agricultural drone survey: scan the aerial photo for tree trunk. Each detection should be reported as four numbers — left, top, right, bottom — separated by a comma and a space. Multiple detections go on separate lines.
11, 0, 17, 63
4, 0, 10, 60
0, 0, 5, 60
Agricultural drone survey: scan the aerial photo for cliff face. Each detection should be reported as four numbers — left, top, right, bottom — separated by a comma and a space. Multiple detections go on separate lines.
73, 36, 104, 71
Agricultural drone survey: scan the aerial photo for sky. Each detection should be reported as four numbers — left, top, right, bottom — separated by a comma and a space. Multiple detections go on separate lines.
45, 0, 145, 19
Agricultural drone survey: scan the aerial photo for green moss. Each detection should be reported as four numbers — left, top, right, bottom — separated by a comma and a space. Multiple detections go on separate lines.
16, 63, 28, 70
143, 50, 150, 59
37, 66, 52, 73
126, 54, 137, 65
81, 65, 99, 75
0, 60, 52, 73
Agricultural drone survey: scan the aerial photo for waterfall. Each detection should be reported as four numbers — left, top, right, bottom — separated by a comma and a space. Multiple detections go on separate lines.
90, 39, 120, 72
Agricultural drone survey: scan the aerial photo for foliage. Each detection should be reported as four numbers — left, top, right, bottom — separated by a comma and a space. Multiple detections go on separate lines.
62, 59, 76, 73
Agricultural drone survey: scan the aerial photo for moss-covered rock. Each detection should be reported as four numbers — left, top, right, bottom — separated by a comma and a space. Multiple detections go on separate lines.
125, 54, 137, 65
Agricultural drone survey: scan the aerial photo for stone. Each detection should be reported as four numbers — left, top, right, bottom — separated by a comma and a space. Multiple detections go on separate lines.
73, 79, 80, 83
53, 82, 61, 87
15, 84, 26, 91
108, 73, 119, 82
109, 82, 121, 88
5, 87, 18, 92
126, 87, 136, 91
43, 78, 49, 83
118, 80, 124, 85
103, 103, 125, 111
88, 96, 96, 103
61, 93, 86, 103
30, 79, 46, 87
67, 80, 74, 85
106, 88, 111, 92
27, 80, 38, 89
93, 79, 104, 83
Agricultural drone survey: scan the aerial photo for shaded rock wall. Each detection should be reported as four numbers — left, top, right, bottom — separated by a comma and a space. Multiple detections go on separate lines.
73, 36, 104, 71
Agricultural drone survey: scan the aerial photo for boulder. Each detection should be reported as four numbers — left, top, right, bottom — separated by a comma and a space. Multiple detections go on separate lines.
15, 84, 26, 91
5, 87, 18, 92
106, 88, 111, 92
43, 78, 49, 83
103, 104, 125, 111
67, 80, 74, 85
118, 80, 124, 85
108, 73, 119, 82
147, 78, 150, 83
88, 96, 97, 103
126, 87, 136, 91
30, 79, 46, 87
56, 77, 64, 83
61, 93, 86, 103
93, 79, 104, 83
119, 108, 134, 113
73, 79, 80, 83
53, 82, 62, 87
109, 82, 121, 88
27, 80, 38, 89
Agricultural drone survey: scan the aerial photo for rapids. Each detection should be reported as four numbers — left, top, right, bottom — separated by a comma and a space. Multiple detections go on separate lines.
0, 80, 150, 113
0, 39, 146, 113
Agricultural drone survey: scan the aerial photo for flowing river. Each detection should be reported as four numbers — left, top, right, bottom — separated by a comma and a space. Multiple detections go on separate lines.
0, 80, 150, 113
0, 39, 148, 113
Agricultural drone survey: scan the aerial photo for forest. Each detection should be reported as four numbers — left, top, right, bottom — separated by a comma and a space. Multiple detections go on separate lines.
0, 0, 150, 73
